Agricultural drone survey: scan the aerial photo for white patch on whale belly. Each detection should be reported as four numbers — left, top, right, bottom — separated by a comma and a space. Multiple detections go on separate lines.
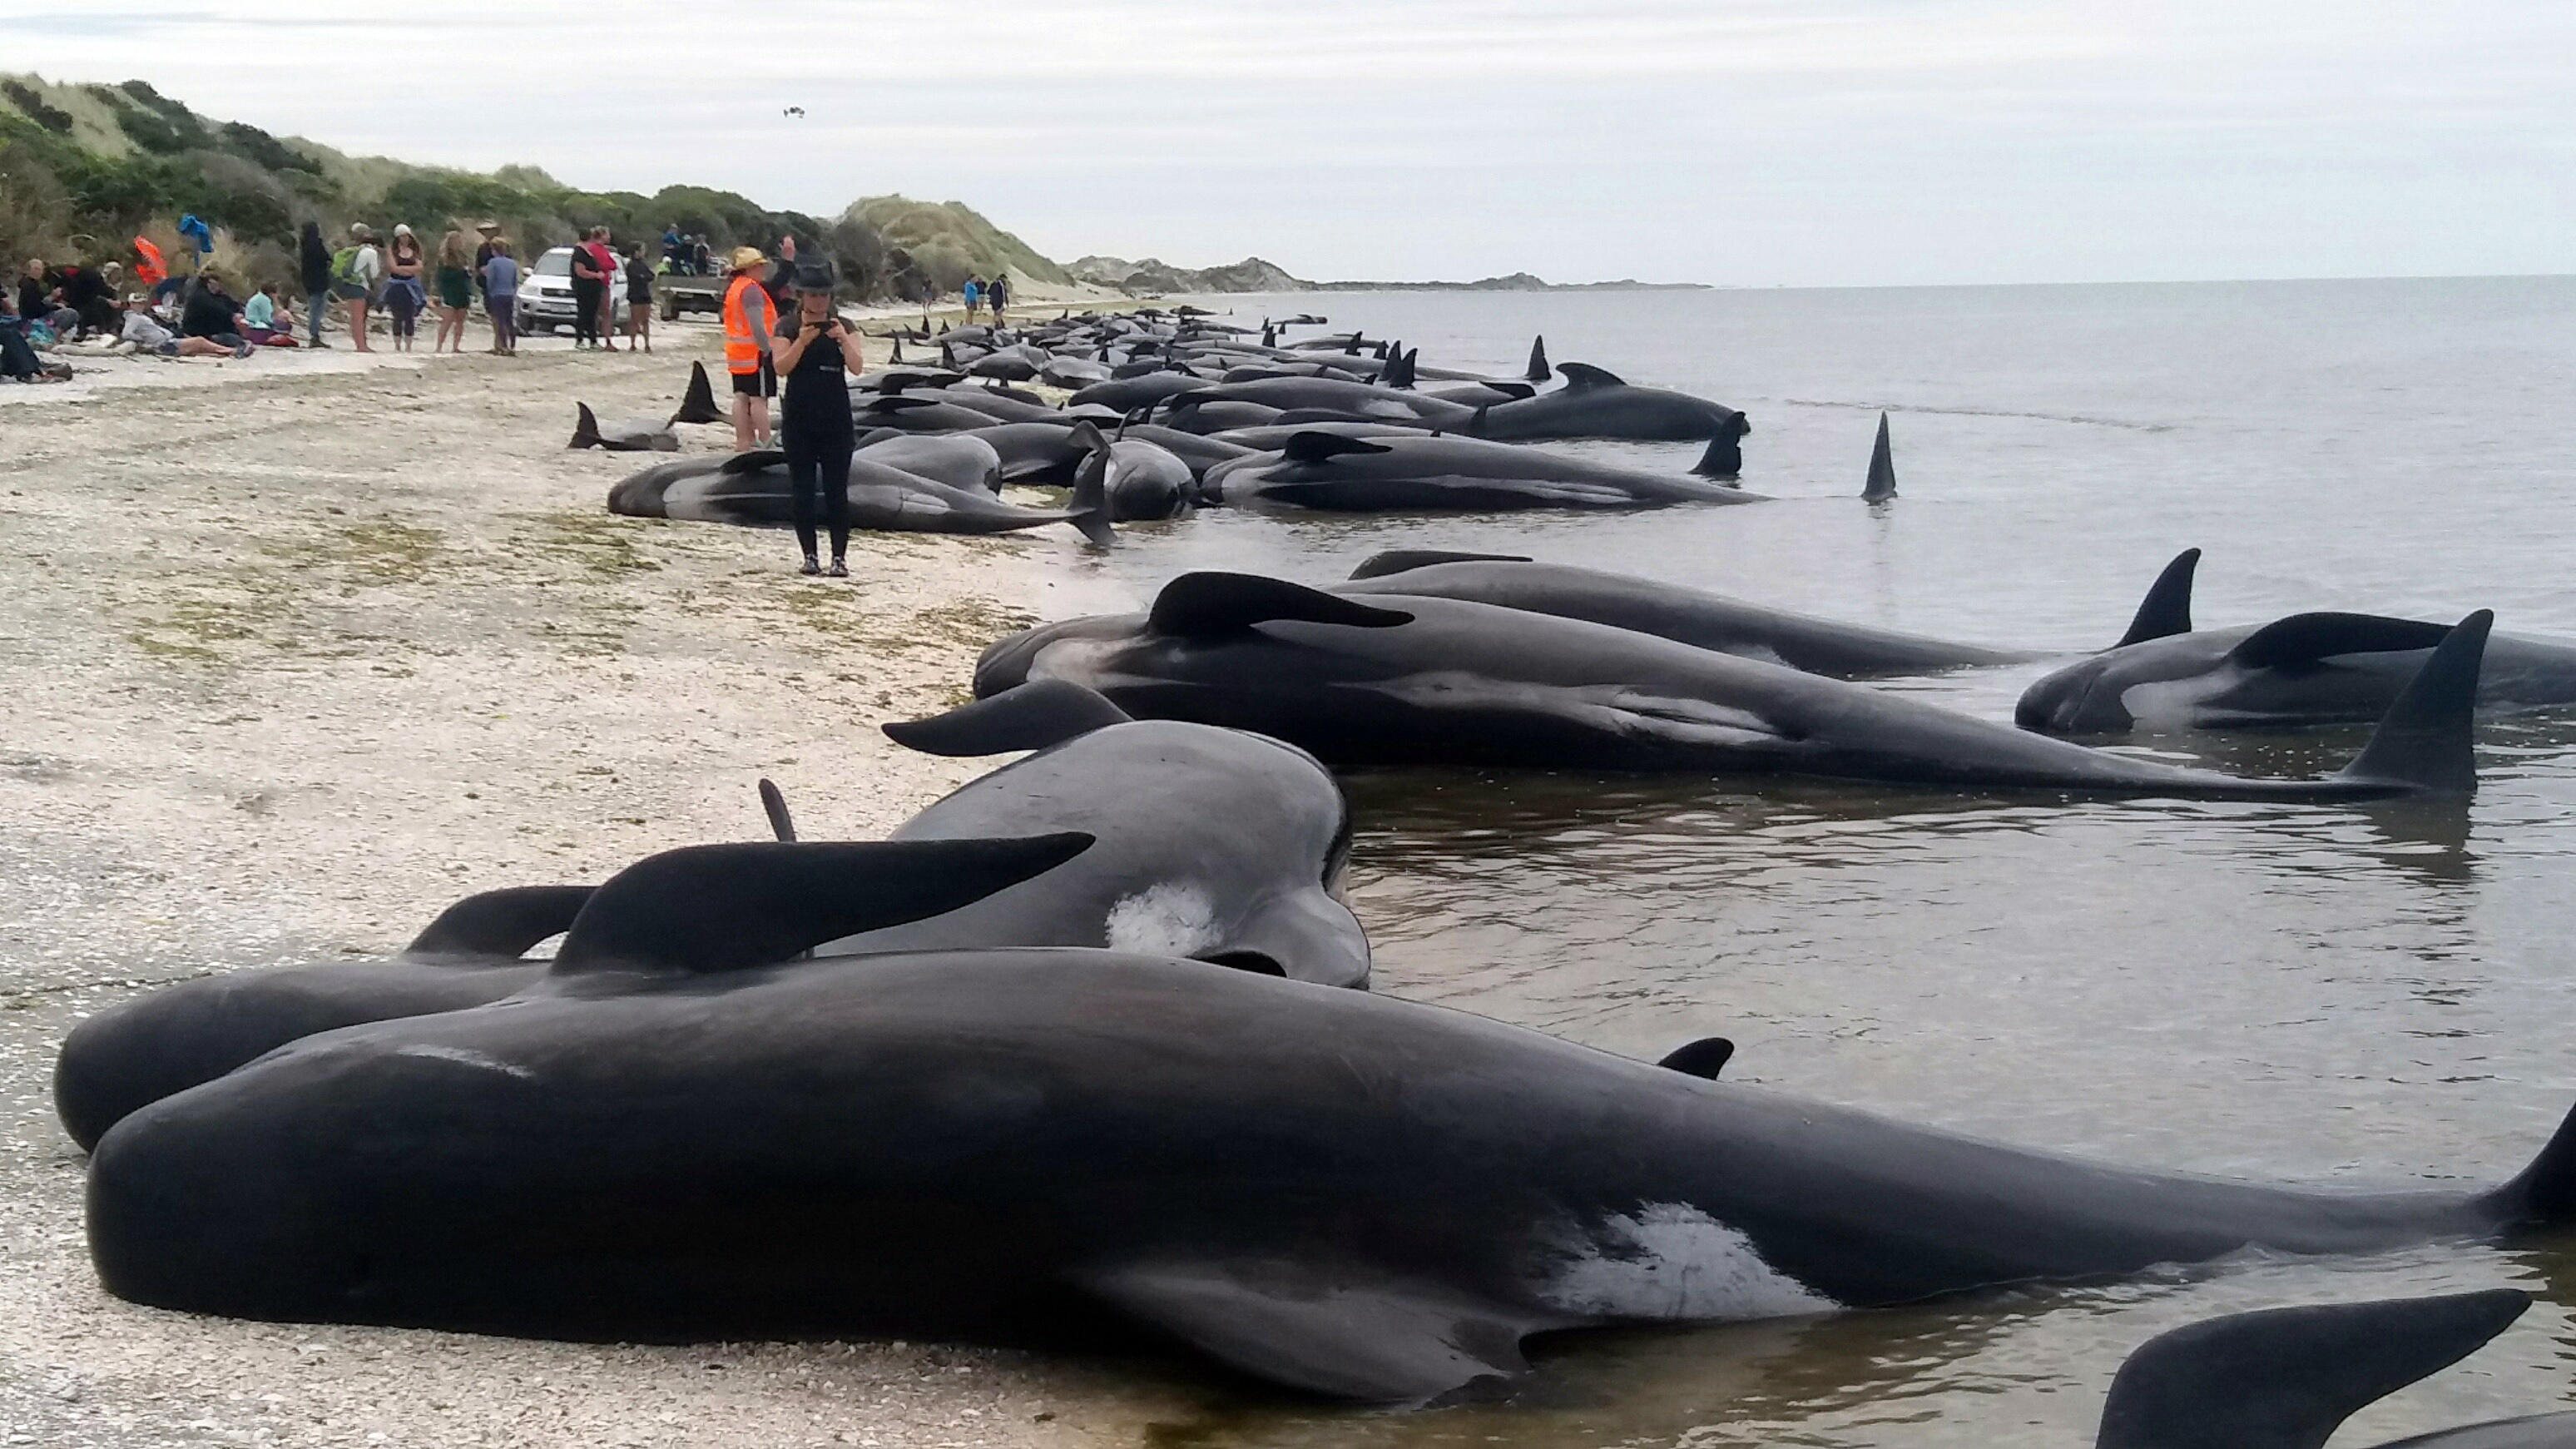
393, 1044, 536, 1080
2119, 675, 2227, 730
1535, 1203, 1838, 1321
1104, 881, 1222, 958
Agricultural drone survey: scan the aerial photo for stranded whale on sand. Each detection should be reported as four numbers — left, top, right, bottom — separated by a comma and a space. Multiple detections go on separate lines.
607, 449, 1112, 544
973, 572, 2489, 801
567, 363, 726, 451
83, 846, 2576, 1402
1201, 430, 1755, 512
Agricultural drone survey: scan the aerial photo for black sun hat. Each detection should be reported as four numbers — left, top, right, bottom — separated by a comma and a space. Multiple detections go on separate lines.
792, 261, 837, 294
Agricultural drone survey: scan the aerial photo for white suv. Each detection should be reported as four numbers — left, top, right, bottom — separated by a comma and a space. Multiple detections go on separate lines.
513, 246, 627, 334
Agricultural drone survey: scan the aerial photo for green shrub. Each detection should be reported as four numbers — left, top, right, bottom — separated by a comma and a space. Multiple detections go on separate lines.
2, 80, 73, 134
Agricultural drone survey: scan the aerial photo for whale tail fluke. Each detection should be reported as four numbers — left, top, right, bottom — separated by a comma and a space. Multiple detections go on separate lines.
885, 678, 1135, 757
552, 835, 1095, 976
2115, 548, 2201, 647
671, 362, 724, 425
1068, 434, 1116, 548
1525, 335, 1548, 383
1862, 412, 1896, 502
2332, 608, 2489, 796
570, 403, 603, 449
406, 885, 597, 958
2094, 1290, 2529, 1449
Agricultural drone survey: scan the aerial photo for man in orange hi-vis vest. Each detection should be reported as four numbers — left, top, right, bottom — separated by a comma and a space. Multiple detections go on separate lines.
721, 246, 777, 449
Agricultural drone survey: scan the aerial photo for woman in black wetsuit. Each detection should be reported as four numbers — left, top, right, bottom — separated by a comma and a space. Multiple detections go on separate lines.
770, 262, 867, 577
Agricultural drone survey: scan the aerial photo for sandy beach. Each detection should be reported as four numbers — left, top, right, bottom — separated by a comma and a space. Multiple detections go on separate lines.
0, 316, 1208, 1447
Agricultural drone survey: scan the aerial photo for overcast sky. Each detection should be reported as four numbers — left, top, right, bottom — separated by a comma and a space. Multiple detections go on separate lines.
6, 0, 2569, 286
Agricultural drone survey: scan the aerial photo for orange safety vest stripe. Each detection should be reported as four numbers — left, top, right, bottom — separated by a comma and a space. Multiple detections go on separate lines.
132, 236, 166, 285
721, 275, 773, 374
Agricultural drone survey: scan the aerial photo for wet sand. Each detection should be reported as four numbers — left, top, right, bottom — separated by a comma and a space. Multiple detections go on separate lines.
0, 320, 1208, 1447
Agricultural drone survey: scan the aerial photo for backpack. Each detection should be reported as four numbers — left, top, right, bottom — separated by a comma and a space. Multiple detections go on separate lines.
332, 246, 363, 284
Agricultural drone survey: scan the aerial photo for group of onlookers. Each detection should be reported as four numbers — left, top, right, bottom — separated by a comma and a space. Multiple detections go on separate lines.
959, 271, 1010, 323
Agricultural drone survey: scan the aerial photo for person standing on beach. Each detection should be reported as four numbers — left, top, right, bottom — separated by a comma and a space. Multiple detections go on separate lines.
298, 221, 333, 346
961, 274, 981, 321
384, 224, 426, 352
433, 227, 474, 353
480, 241, 519, 355
335, 224, 384, 353
721, 246, 777, 449
622, 244, 654, 355
763, 234, 800, 316
570, 226, 612, 351
772, 262, 864, 577
987, 272, 1008, 326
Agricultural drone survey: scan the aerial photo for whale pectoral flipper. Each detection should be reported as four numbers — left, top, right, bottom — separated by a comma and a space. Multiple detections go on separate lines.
405, 885, 597, 958
1148, 573, 1414, 637
551, 836, 1094, 975
1656, 1038, 1735, 1079
883, 679, 1135, 757
1346, 549, 1536, 580
2227, 612, 2455, 670
1079, 1261, 1550, 1403
2114, 548, 2202, 648
2094, 1289, 2529, 1449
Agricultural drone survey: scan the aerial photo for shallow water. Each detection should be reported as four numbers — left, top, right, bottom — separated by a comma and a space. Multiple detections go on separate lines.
1046, 279, 2576, 1445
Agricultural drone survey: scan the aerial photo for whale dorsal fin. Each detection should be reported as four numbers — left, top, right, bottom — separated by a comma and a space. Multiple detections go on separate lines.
552, 836, 1093, 975
1347, 549, 1533, 580
670, 361, 724, 425
2228, 612, 2455, 671
884, 679, 1134, 757
1525, 334, 1549, 382
756, 778, 796, 841
1080, 1259, 1546, 1404
2334, 609, 2489, 796
1862, 412, 1897, 503
406, 885, 597, 959
1283, 431, 1392, 465
1656, 1037, 1735, 1079
570, 402, 603, 449
1149, 573, 1413, 638
2115, 548, 2201, 647
2093, 1289, 2528, 1449
721, 449, 786, 474
1557, 362, 1625, 390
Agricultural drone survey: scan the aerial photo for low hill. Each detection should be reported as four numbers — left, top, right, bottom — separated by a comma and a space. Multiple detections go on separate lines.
844, 196, 1072, 294
1067, 256, 1305, 295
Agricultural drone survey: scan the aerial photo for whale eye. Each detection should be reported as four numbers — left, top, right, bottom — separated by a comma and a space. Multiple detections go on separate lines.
1195, 951, 1286, 977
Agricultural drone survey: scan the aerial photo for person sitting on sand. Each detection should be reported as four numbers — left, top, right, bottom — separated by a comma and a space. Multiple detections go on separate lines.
180, 273, 252, 355
113, 300, 240, 360
0, 292, 70, 383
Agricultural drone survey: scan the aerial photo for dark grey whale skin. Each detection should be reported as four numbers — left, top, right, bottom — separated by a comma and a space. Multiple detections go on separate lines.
1471, 363, 1751, 443
607, 451, 1109, 543
973, 574, 2488, 801
1200, 433, 1756, 513
52, 886, 593, 1151
85, 936, 2576, 1404
2019, 616, 2576, 733
1337, 555, 2038, 676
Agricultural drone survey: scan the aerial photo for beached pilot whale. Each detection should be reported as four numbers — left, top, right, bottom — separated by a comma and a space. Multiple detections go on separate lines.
1199, 430, 1757, 512
1469, 363, 1751, 445
855, 432, 1003, 493
84, 851, 2576, 1402
972, 572, 2489, 800
2093, 1290, 2576, 1449
568, 363, 726, 450
1338, 552, 2041, 676
839, 679, 1368, 985
1065, 420, 1196, 520
607, 449, 1112, 544
52, 885, 593, 1152
2018, 549, 2576, 733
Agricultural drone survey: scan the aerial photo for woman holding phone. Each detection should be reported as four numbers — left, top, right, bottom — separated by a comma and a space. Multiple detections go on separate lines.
771, 262, 866, 577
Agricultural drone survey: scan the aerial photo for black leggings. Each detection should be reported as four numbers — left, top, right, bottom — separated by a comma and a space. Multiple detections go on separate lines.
785, 426, 853, 560
571, 278, 602, 343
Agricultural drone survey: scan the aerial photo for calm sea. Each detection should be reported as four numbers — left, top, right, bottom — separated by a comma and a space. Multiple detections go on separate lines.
1030, 277, 2576, 1447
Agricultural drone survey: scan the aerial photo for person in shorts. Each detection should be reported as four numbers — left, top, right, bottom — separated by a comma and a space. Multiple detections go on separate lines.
721, 246, 777, 449
622, 244, 655, 355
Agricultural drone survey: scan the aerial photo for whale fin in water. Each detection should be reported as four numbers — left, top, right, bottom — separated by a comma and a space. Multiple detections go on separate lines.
2228, 612, 2455, 670
1694, 429, 1743, 480
1526, 335, 1549, 383
1558, 362, 1626, 391
1150, 573, 1414, 638
670, 362, 723, 425
1283, 431, 1394, 465
1380, 347, 1417, 390
1068, 439, 1116, 547
884, 679, 1133, 757
1657, 1038, 1735, 1079
406, 886, 597, 959
756, 778, 796, 842
1348, 549, 1535, 580
2115, 548, 2201, 647
552, 836, 1093, 975
1862, 412, 1896, 502
2094, 1289, 2529, 1449
1081, 1260, 1544, 1404
2332, 608, 2489, 795
569, 403, 604, 449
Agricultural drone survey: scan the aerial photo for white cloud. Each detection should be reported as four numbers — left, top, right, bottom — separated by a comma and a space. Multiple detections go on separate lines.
6, 0, 2569, 285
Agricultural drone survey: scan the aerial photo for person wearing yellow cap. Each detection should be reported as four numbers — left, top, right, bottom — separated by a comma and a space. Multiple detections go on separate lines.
721, 245, 776, 449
